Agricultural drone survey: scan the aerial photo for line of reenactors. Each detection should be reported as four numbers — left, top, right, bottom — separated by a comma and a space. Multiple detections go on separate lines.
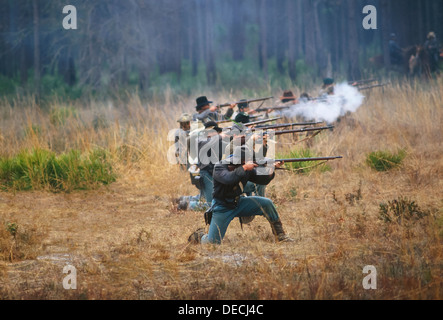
172, 87, 343, 245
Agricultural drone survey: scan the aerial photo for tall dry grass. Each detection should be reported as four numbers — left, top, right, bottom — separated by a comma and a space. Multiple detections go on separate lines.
0, 79, 442, 299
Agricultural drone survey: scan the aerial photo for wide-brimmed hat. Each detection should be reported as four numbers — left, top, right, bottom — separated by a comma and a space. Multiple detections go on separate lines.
237, 99, 248, 110
196, 96, 213, 110
234, 113, 250, 124
280, 90, 297, 102
323, 78, 334, 86
177, 113, 192, 123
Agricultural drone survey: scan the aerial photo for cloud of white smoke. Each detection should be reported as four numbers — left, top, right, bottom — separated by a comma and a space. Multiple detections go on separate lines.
283, 83, 365, 124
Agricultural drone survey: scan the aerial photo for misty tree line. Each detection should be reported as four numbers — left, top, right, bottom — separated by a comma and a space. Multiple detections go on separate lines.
0, 0, 442, 95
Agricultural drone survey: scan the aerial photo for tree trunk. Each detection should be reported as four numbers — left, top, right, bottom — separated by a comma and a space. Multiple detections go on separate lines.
287, 0, 296, 83
258, 0, 268, 82
304, 0, 316, 67
347, 0, 361, 80
381, 0, 391, 71
32, 0, 40, 98
204, 0, 216, 85
230, 0, 245, 61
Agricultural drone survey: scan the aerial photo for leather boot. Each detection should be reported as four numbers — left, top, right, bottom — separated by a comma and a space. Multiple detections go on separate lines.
188, 228, 205, 244
270, 220, 294, 242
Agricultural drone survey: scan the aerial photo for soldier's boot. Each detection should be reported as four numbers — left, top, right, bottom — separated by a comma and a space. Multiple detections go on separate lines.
270, 220, 295, 243
177, 196, 189, 211
188, 228, 205, 244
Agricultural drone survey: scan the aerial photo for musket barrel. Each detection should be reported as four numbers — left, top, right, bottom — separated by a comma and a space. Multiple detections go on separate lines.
253, 121, 324, 130
274, 156, 343, 162
259, 125, 333, 135
256, 105, 293, 112
358, 83, 388, 91
255, 156, 343, 166
245, 117, 283, 126
218, 96, 274, 108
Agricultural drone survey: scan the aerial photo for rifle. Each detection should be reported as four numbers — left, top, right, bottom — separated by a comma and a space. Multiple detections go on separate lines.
216, 96, 274, 108
255, 105, 293, 113
215, 115, 260, 125
358, 83, 389, 91
258, 156, 343, 166
348, 79, 377, 86
252, 121, 324, 130
228, 156, 343, 171
261, 125, 334, 136
244, 117, 283, 127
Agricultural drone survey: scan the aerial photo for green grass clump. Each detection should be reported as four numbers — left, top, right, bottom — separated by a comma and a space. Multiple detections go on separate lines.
278, 148, 332, 174
379, 197, 430, 224
366, 149, 406, 172
49, 106, 78, 126
0, 148, 116, 192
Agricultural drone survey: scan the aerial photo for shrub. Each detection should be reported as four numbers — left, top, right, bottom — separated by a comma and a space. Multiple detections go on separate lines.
366, 149, 406, 172
0, 148, 116, 192
379, 197, 430, 224
49, 106, 78, 126
278, 148, 332, 174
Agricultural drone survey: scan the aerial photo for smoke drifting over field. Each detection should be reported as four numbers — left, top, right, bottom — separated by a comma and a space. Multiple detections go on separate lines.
284, 83, 365, 124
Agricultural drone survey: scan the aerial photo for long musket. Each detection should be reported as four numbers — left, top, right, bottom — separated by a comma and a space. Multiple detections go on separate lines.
216, 96, 274, 108
263, 125, 334, 136
253, 121, 324, 130
358, 83, 389, 91
215, 115, 260, 125
228, 156, 343, 171
244, 117, 283, 127
348, 79, 377, 86
255, 105, 294, 112
250, 156, 343, 168
270, 156, 343, 163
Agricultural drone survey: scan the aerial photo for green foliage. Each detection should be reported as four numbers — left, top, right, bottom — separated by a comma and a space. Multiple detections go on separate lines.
49, 106, 78, 126
0, 74, 20, 95
0, 148, 116, 192
6, 222, 19, 238
366, 149, 406, 172
379, 197, 430, 224
278, 148, 332, 174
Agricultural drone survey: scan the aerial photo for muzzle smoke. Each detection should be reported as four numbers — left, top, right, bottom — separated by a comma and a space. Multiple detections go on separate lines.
283, 83, 365, 124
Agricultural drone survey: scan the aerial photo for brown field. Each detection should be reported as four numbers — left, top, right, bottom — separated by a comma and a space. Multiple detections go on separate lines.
0, 80, 442, 300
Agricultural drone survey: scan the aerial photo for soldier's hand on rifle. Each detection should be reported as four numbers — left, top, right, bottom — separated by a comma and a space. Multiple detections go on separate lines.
274, 161, 285, 169
243, 162, 258, 172
210, 105, 218, 112
229, 103, 237, 109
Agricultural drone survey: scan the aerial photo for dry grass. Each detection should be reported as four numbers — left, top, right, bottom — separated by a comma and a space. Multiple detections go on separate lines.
0, 80, 442, 299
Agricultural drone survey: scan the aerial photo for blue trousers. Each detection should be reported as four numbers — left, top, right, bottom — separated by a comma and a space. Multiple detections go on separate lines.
244, 182, 266, 197
201, 196, 280, 244
199, 169, 214, 204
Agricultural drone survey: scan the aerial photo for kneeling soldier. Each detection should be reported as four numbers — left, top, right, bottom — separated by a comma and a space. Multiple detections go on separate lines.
188, 145, 293, 244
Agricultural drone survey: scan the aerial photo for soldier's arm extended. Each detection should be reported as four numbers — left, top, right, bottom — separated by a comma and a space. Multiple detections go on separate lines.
213, 163, 249, 186
248, 167, 275, 186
